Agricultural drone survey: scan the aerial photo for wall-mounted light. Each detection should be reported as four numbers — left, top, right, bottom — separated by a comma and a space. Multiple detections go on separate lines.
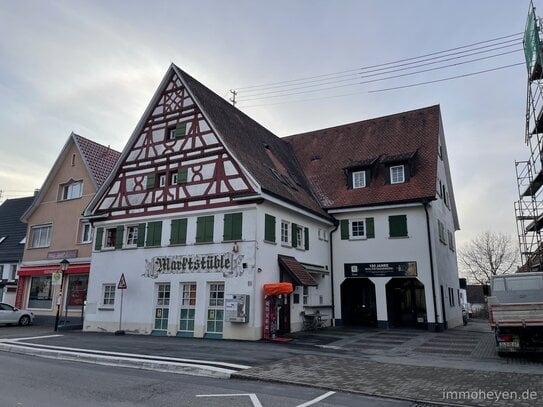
232, 242, 239, 253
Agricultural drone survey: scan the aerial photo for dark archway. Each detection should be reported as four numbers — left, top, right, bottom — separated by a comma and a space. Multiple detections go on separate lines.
386, 278, 427, 328
340, 278, 377, 327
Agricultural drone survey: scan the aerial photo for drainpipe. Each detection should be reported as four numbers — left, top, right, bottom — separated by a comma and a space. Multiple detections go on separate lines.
423, 200, 439, 332
329, 219, 339, 326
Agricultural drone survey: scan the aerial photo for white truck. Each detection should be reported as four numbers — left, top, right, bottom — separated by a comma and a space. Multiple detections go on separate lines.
488, 272, 543, 356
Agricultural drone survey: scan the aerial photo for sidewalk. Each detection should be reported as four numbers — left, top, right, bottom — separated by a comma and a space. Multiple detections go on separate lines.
1, 319, 542, 406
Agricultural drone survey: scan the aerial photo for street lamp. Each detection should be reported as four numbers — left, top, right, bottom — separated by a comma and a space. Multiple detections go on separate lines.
54, 259, 69, 332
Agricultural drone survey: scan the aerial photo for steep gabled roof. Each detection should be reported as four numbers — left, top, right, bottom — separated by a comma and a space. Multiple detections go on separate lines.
73, 134, 121, 188
173, 66, 328, 219
22, 133, 120, 222
284, 105, 442, 209
0, 196, 35, 262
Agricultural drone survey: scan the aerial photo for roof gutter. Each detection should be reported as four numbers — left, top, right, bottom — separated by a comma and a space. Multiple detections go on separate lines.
329, 219, 340, 326
423, 199, 440, 332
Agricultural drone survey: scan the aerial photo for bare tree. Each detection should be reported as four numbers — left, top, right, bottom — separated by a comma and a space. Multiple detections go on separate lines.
458, 231, 518, 284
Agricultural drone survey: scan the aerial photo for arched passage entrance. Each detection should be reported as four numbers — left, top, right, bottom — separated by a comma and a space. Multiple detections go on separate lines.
386, 278, 427, 328
340, 278, 377, 327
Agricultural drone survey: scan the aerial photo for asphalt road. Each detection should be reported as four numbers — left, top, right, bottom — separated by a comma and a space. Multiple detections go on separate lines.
0, 352, 410, 407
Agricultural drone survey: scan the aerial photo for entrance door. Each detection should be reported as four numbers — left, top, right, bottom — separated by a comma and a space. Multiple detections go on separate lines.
340, 278, 377, 326
178, 282, 196, 336
154, 283, 170, 333
277, 294, 291, 335
206, 282, 224, 338
386, 278, 426, 327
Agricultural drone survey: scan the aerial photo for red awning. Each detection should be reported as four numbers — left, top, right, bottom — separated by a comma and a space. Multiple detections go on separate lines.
18, 263, 90, 276
264, 282, 294, 296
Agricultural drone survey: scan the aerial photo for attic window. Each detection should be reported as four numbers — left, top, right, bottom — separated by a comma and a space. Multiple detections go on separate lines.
352, 171, 366, 188
71, 154, 76, 166
390, 165, 405, 184
168, 123, 187, 140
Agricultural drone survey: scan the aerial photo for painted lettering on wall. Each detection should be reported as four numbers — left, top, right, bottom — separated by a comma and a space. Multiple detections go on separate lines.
143, 253, 244, 279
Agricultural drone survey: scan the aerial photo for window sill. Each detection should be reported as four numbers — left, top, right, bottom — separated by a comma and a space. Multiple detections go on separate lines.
388, 236, 409, 239
349, 236, 367, 240
98, 306, 114, 311
169, 243, 187, 247
194, 241, 213, 245
263, 240, 277, 245
281, 243, 292, 248
122, 245, 138, 250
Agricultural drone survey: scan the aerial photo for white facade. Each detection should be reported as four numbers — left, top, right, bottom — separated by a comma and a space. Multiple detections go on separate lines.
84, 201, 332, 340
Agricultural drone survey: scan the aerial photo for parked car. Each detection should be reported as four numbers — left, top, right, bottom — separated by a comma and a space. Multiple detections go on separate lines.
0, 302, 34, 326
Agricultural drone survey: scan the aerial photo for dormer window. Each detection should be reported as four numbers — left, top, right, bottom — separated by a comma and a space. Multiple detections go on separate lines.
390, 165, 405, 184
352, 171, 366, 189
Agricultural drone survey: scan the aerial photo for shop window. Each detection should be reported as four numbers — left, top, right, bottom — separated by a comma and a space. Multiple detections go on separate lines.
281, 220, 291, 245
389, 215, 408, 238
264, 214, 276, 243
101, 284, 116, 308
196, 216, 214, 244
28, 275, 53, 309
223, 213, 242, 241
66, 275, 88, 309
170, 218, 187, 245
179, 283, 197, 334
31, 225, 52, 248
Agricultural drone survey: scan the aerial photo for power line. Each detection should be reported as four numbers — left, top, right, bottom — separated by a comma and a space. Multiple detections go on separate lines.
237, 49, 522, 102
240, 62, 524, 109
234, 32, 523, 91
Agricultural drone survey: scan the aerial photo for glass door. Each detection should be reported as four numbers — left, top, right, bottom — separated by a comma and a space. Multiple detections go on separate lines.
154, 283, 170, 334
178, 283, 196, 336
206, 282, 224, 338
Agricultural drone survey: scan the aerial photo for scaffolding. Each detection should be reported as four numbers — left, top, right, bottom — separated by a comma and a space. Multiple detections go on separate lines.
516, 2, 543, 270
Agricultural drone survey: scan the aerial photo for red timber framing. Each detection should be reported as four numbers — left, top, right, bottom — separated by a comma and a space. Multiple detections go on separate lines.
96, 73, 254, 219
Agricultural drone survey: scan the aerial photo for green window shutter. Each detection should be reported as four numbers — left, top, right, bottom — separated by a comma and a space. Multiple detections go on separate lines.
196, 216, 213, 243
264, 214, 276, 242
292, 223, 298, 248
170, 219, 187, 245
304, 227, 309, 250
177, 167, 188, 183
366, 217, 375, 239
223, 213, 242, 241
94, 227, 103, 250
340, 220, 349, 240
115, 226, 124, 249
223, 214, 233, 241
137, 223, 146, 247
146, 221, 162, 246
389, 215, 408, 237
146, 174, 156, 189
232, 212, 242, 241
175, 122, 187, 138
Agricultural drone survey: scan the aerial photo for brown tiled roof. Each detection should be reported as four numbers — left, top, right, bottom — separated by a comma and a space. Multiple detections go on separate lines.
173, 66, 329, 219
284, 106, 441, 209
73, 134, 121, 188
278, 255, 318, 286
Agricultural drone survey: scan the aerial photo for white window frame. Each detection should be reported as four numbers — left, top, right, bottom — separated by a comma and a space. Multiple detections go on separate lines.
296, 225, 305, 249
350, 219, 366, 239
281, 220, 291, 246
31, 224, 52, 248
171, 172, 178, 185
125, 225, 139, 247
159, 174, 167, 187
352, 171, 366, 188
101, 284, 116, 308
62, 181, 83, 200
390, 165, 405, 184
10, 264, 17, 280
104, 227, 117, 249
81, 222, 92, 244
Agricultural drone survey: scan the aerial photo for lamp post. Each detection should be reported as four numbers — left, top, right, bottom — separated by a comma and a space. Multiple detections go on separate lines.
54, 259, 69, 332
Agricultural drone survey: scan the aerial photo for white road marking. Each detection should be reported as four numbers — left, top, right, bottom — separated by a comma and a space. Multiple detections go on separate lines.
296, 391, 336, 407
4, 334, 63, 342
0, 340, 250, 370
196, 393, 263, 407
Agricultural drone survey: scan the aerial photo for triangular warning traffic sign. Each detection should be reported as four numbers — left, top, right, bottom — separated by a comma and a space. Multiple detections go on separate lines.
118, 273, 127, 289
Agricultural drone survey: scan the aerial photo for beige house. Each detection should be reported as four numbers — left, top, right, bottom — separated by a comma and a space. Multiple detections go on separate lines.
17, 133, 119, 323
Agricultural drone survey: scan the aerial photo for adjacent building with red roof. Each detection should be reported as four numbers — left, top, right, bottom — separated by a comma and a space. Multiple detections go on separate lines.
83, 65, 461, 339
16, 133, 120, 325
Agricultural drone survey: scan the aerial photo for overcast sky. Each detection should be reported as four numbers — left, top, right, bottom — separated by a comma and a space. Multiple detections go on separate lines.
0, 0, 534, 255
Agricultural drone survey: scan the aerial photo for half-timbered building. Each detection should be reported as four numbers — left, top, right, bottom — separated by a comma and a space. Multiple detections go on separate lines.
83, 64, 461, 339
83, 65, 334, 340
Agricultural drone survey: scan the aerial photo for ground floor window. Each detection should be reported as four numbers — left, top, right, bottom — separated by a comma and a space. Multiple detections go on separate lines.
179, 283, 196, 334
154, 283, 170, 331
206, 282, 224, 335
28, 276, 53, 309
